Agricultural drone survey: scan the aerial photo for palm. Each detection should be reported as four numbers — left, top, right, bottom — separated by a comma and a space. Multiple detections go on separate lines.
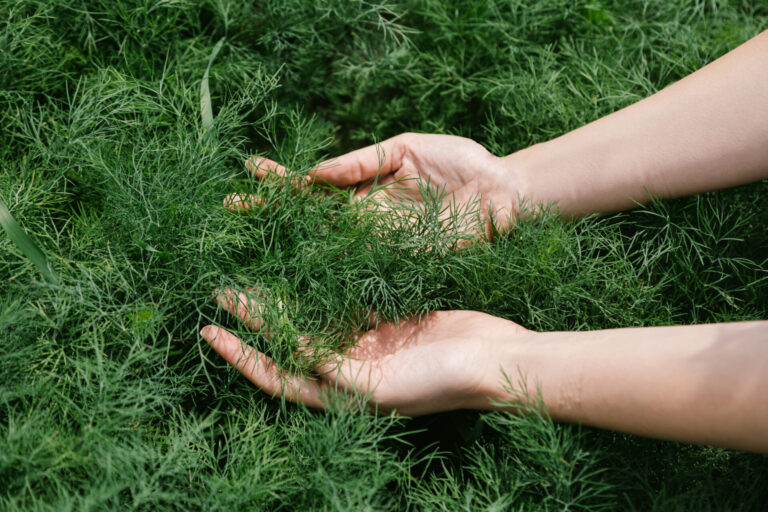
325, 310, 527, 415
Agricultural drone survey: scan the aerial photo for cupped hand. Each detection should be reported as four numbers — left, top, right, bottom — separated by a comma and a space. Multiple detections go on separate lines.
229, 133, 523, 240
201, 289, 533, 416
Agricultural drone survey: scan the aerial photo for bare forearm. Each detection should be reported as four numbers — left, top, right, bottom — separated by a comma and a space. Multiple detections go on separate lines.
480, 321, 768, 452
504, 30, 768, 218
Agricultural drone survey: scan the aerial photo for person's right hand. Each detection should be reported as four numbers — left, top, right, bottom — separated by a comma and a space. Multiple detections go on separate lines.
229, 133, 524, 240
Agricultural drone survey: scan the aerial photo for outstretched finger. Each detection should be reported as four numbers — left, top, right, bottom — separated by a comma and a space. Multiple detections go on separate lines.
201, 325, 326, 409
308, 134, 407, 187
214, 288, 268, 332
352, 173, 422, 205
245, 156, 288, 179
223, 193, 264, 213
245, 156, 311, 189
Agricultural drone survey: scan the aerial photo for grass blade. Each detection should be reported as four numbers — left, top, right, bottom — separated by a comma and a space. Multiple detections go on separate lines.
200, 38, 225, 131
0, 195, 58, 284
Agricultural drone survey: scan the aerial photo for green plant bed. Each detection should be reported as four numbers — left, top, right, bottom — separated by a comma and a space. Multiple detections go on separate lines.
2, 0, 767, 509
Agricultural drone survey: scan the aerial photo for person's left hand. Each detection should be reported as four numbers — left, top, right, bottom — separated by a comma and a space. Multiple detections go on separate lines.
201, 288, 533, 416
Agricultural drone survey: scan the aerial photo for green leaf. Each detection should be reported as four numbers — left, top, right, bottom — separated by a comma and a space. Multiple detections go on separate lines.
200, 38, 225, 132
0, 195, 57, 284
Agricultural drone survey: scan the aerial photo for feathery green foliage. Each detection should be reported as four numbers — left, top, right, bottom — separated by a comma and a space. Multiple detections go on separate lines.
2, 0, 767, 509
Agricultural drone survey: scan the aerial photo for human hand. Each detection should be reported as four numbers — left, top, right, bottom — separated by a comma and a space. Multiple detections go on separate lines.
200, 288, 533, 416
229, 133, 523, 240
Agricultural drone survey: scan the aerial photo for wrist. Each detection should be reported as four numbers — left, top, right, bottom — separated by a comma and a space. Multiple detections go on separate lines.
484, 146, 541, 233
468, 326, 544, 410
499, 142, 554, 220
470, 328, 584, 422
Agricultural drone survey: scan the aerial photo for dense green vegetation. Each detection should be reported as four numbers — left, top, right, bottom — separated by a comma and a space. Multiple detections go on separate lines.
2, 0, 767, 509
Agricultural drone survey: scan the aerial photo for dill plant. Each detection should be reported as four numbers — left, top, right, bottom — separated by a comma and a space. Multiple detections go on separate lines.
1, 0, 768, 509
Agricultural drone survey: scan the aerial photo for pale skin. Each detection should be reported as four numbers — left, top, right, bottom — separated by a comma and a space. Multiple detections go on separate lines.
202, 30, 768, 452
